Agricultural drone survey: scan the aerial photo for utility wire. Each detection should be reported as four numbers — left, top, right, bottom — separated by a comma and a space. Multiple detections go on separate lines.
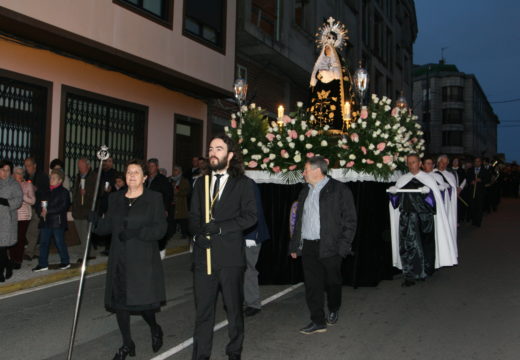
490, 98, 520, 104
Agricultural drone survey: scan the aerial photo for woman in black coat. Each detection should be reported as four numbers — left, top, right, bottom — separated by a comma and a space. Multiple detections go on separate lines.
94, 160, 167, 360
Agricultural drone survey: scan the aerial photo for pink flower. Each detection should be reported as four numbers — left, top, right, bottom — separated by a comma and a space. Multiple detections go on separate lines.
306, 152, 315, 158
391, 107, 399, 117
263, 157, 270, 164
305, 130, 313, 137
281, 149, 288, 156
361, 146, 367, 155
346, 161, 355, 168
324, 158, 330, 165
248, 161, 258, 168
350, 133, 359, 142
382, 155, 392, 164
273, 166, 281, 173
366, 159, 374, 164
377, 142, 386, 151
231, 119, 237, 128
289, 130, 298, 139
266, 133, 275, 141
360, 107, 368, 119
341, 144, 349, 150
283, 115, 292, 124
411, 137, 418, 144
289, 164, 297, 171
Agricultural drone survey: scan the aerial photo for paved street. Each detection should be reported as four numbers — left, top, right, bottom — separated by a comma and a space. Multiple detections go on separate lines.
0, 198, 518, 360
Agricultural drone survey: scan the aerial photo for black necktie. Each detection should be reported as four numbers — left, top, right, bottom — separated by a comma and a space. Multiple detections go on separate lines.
213, 174, 223, 201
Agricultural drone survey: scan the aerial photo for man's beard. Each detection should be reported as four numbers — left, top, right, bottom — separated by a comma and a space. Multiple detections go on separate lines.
209, 156, 228, 171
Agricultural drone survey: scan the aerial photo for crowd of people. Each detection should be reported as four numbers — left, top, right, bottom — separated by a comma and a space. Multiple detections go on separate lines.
0, 153, 210, 282
388, 154, 519, 288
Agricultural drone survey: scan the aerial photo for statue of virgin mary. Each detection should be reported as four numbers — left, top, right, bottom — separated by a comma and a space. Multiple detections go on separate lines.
308, 18, 355, 133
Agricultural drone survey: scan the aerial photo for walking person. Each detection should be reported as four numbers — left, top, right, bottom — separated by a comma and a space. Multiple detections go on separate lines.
145, 158, 173, 254
243, 181, 270, 317
388, 154, 457, 286
23, 156, 49, 261
0, 160, 23, 281
32, 169, 72, 272
289, 156, 357, 334
466, 157, 490, 227
93, 160, 167, 359
71, 158, 97, 262
10, 167, 36, 270
190, 135, 257, 360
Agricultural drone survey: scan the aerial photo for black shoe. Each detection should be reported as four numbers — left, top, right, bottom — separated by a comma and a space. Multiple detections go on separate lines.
32, 265, 49, 272
401, 279, 415, 287
12, 262, 21, 270
299, 322, 327, 335
0, 274, 4, 282
59, 263, 71, 270
327, 311, 338, 325
228, 355, 241, 360
244, 306, 261, 317
101, 250, 109, 256
151, 325, 163, 353
112, 342, 135, 360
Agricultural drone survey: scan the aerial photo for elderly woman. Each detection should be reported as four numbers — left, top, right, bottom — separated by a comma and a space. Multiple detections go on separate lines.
10, 167, 36, 269
32, 169, 71, 272
0, 160, 23, 282
94, 160, 167, 360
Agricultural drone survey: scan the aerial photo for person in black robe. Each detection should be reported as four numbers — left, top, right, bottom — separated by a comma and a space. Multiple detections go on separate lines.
94, 160, 167, 360
466, 157, 490, 227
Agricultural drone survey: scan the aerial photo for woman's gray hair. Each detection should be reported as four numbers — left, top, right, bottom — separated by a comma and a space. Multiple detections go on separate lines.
13, 166, 24, 175
307, 156, 328, 175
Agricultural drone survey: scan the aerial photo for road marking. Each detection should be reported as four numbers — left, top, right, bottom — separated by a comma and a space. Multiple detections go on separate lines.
150, 282, 304, 360
0, 250, 190, 301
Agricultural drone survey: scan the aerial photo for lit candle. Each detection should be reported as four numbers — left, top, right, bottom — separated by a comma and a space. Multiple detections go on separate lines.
344, 101, 351, 120
277, 105, 284, 122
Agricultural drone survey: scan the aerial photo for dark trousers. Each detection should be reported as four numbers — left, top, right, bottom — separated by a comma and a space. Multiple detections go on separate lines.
302, 240, 342, 326
192, 266, 245, 360
9, 220, 29, 264
470, 192, 484, 226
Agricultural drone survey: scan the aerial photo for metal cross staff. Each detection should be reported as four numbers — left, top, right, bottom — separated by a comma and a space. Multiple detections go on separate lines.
67, 145, 110, 360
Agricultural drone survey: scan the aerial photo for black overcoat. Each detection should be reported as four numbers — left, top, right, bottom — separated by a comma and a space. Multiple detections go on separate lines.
95, 188, 167, 309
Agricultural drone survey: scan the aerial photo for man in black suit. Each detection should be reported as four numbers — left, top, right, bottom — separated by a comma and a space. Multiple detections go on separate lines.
289, 156, 357, 335
146, 158, 173, 251
466, 157, 490, 227
190, 135, 257, 360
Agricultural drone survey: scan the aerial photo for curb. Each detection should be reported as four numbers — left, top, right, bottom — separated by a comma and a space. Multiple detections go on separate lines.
0, 245, 189, 296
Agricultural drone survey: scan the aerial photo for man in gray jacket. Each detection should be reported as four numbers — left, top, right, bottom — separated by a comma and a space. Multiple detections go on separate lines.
289, 156, 357, 334
0, 160, 23, 282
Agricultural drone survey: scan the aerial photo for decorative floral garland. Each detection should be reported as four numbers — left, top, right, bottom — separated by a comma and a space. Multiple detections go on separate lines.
225, 96, 425, 182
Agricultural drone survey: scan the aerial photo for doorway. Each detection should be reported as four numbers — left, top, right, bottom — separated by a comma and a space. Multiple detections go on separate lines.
173, 114, 203, 176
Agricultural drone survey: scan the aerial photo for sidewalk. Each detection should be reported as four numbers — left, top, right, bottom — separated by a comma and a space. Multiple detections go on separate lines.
0, 234, 190, 296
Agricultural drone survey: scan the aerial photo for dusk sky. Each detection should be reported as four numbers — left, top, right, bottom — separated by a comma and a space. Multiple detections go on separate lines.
413, 0, 520, 163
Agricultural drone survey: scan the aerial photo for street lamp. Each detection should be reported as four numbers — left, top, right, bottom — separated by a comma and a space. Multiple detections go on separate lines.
396, 91, 408, 110
353, 63, 369, 105
233, 78, 248, 110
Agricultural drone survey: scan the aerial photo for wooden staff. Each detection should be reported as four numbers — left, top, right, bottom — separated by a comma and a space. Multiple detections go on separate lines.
204, 175, 212, 275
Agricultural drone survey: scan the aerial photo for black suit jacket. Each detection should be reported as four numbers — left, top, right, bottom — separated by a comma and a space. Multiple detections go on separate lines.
146, 173, 173, 210
466, 167, 490, 195
189, 174, 257, 269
